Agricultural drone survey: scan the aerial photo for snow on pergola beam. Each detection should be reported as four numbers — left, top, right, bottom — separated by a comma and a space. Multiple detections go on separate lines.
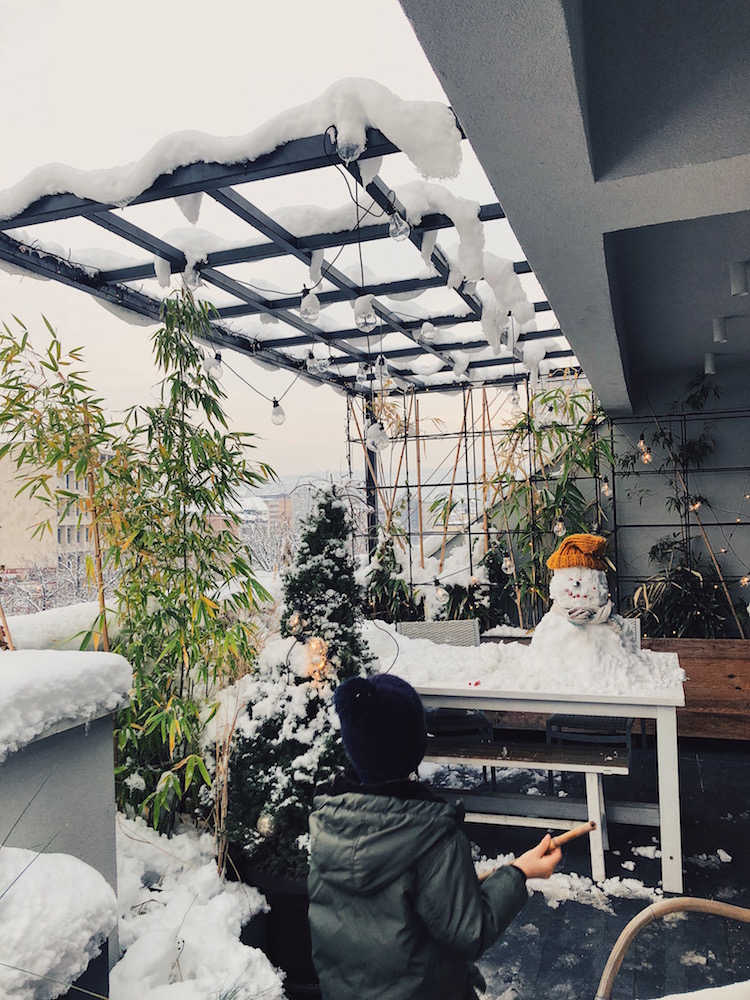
0, 83, 572, 397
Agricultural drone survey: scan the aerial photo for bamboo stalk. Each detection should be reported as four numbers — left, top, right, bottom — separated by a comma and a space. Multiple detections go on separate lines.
0, 598, 15, 650
438, 395, 469, 574
385, 392, 414, 533
415, 397, 425, 569
83, 412, 109, 652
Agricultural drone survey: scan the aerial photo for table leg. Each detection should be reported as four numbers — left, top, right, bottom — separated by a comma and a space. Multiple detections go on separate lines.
656, 706, 683, 893
584, 771, 606, 883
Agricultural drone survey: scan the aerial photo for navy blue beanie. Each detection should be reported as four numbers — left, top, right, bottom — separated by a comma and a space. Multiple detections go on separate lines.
334, 674, 428, 784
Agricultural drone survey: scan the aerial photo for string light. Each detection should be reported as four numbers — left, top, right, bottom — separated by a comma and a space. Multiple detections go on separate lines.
637, 434, 647, 453
689, 499, 702, 512
553, 517, 566, 537
508, 384, 520, 410
202, 351, 223, 379
299, 287, 320, 323
601, 476, 611, 498
501, 555, 515, 575
354, 295, 378, 333
356, 362, 371, 384
388, 209, 411, 242
641, 447, 653, 465
420, 321, 436, 343
271, 399, 286, 425
366, 421, 390, 452
741, 576, 750, 588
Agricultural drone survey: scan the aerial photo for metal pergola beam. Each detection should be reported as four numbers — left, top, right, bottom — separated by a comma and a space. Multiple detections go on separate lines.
0, 123, 572, 397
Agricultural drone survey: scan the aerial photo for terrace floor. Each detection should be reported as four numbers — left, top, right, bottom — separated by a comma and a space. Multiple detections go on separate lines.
460, 736, 750, 1000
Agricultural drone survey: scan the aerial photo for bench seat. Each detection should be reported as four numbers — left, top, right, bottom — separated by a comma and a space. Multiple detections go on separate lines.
424, 738, 630, 882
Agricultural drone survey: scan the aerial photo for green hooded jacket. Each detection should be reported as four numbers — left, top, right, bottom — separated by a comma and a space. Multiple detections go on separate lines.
308, 776, 529, 1000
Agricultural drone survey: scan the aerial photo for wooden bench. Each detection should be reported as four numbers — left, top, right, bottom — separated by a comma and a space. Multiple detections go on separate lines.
642, 638, 750, 740
424, 738, 630, 882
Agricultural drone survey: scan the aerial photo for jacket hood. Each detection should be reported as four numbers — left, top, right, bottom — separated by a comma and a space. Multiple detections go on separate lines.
309, 788, 462, 894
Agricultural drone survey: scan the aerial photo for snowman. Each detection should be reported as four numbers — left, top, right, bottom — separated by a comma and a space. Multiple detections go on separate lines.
528, 534, 683, 693
546, 533, 615, 627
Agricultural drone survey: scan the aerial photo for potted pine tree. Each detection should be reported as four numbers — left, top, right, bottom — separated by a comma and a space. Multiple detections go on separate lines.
226, 483, 372, 997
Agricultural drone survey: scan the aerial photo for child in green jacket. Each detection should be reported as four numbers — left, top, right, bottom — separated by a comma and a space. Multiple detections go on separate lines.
308, 674, 561, 1000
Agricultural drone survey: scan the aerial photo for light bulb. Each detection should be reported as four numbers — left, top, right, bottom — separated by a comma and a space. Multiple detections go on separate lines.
356, 362, 371, 384
508, 385, 520, 410
435, 585, 448, 602
642, 447, 653, 465
637, 434, 647, 453
388, 210, 411, 242
366, 421, 390, 452
602, 477, 611, 498
256, 813, 276, 838
202, 352, 223, 379
420, 321, 436, 343
300, 288, 320, 323
741, 576, 750, 588
271, 399, 286, 425
553, 518, 566, 537
501, 555, 515, 575
317, 355, 332, 373
689, 499, 702, 512
354, 295, 378, 333
305, 351, 319, 374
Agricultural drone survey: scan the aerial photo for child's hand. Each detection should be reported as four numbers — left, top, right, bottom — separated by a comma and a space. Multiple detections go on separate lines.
512, 834, 562, 880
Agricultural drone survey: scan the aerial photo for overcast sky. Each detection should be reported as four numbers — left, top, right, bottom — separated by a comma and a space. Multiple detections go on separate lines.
0, 0, 496, 480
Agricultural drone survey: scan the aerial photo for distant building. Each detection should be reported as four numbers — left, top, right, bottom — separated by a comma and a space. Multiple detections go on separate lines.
0, 455, 92, 572
262, 493, 293, 535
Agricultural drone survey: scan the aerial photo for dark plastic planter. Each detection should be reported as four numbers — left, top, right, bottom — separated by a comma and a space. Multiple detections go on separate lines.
230, 852, 321, 1000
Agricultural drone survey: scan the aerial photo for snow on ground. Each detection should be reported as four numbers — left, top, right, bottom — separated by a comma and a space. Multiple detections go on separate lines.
111, 816, 283, 1000
0, 649, 131, 763
657, 987, 750, 1000
0, 847, 116, 1000
363, 620, 684, 696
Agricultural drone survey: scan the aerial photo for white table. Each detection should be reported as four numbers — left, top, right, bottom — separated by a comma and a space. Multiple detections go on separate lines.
416, 682, 686, 893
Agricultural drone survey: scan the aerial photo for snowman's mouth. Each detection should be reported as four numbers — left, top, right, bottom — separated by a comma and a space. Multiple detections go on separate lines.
564, 590, 588, 599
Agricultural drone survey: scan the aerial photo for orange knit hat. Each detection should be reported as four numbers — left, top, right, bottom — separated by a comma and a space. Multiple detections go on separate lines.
547, 533, 608, 571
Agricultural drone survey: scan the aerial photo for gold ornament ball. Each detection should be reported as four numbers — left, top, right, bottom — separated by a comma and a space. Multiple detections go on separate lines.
256, 813, 275, 838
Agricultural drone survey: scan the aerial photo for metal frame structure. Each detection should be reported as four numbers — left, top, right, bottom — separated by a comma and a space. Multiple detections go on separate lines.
0, 125, 577, 396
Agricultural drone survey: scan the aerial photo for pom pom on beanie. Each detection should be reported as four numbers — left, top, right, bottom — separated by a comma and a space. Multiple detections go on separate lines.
547, 533, 608, 571
334, 674, 428, 784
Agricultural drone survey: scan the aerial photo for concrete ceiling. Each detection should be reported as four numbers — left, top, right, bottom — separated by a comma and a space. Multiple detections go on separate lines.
400, 0, 750, 416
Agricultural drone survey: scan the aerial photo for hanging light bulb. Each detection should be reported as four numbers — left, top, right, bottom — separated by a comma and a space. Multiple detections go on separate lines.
741, 576, 750, 588
299, 287, 320, 323
420, 321, 436, 343
689, 498, 702, 512
202, 351, 223, 379
508, 384, 520, 410
271, 399, 286, 425
354, 295, 378, 333
366, 421, 390, 452
388, 209, 411, 242
641, 447, 653, 465
435, 581, 448, 602
553, 517, 566, 537
316, 355, 332, 373
602, 476, 612, 498
637, 434, 647, 453
356, 362, 371, 384
501, 555, 515, 575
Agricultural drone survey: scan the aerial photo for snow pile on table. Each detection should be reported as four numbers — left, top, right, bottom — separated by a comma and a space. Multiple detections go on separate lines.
0, 650, 132, 763
364, 620, 684, 695
111, 816, 283, 1000
6, 601, 118, 650
0, 847, 116, 1000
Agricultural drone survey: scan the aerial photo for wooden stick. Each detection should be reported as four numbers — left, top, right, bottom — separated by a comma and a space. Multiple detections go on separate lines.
549, 820, 597, 850
477, 821, 597, 882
